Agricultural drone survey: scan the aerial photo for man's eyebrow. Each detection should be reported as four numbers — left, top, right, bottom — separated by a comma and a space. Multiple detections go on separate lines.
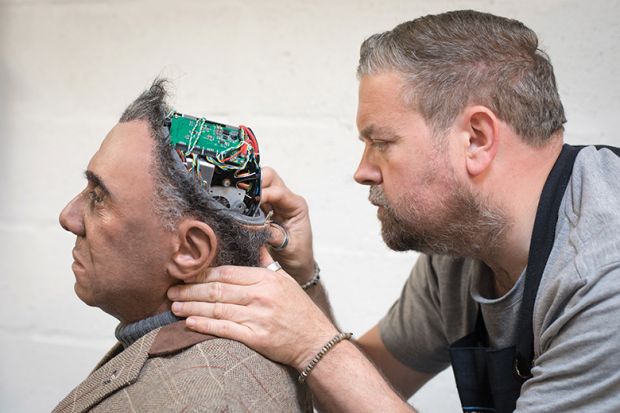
359, 125, 375, 140
359, 125, 400, 141
84, 170, 111, 197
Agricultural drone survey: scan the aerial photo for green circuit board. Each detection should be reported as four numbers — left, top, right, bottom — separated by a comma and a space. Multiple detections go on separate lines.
168, 113, 244, 154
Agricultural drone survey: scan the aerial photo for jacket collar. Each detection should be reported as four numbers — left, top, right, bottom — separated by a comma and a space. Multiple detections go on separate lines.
148, 320, 216, 356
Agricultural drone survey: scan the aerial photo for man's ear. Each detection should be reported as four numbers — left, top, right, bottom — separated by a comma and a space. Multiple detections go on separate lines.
460, 106, 500, 177
167, 219, 218, 281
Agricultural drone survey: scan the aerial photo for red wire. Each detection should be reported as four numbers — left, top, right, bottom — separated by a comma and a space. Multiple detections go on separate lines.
239, 125, 259, 155
221, 146, 245, 163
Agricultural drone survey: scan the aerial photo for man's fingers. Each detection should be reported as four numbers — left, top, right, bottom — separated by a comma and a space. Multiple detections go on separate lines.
168, 282, 251, 304
185, 317, 251, 343
261, 166, 285, 189
171, 301, 250, 322
184, 265, 263, 285
267, 223, 288, 249
261, 186, 305, 217
259, 246, 274, 267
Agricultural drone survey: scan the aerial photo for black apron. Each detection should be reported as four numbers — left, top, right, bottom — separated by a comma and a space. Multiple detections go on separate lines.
448, 144, 586, 413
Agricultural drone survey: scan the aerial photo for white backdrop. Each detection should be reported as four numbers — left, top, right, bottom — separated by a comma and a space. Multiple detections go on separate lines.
1, 1, 619, 412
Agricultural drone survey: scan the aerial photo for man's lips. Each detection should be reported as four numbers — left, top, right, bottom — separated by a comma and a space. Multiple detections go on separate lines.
71, 249, 80, 264
71, 249, 85, 272
369, 198, 387, 208
368, 194, 384, 207
368, 186, 387, 208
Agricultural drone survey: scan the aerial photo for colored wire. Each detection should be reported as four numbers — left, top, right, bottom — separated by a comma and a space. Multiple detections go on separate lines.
186, 117, 207, 155
239, 125, 259, 156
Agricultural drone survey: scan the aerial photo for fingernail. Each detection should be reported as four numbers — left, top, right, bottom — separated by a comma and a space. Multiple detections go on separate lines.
171, 302, 181, 313
186, 318, 196, 327
167, 288, 177, 300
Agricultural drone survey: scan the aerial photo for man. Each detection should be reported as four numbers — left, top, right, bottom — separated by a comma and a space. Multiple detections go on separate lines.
53, 80, 311, 413
169, 10, 620, 413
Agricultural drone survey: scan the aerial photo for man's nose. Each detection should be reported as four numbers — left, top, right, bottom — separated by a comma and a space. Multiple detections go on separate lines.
59, 193, 85, 236
353, 148, 382, 186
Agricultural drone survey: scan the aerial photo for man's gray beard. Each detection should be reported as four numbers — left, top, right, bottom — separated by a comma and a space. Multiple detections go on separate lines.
369, 183, 509, 258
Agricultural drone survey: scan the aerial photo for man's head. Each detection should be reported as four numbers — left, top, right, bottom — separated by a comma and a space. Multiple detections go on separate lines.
357, 10, 566, 145
59, 80, 268, 323
355, 11, 565, 256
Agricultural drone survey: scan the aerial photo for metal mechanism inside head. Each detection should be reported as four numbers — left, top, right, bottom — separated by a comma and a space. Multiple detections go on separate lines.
164, 112, 265, 225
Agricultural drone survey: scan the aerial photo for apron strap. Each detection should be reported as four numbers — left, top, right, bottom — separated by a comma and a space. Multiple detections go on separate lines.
514, 144, 584, 378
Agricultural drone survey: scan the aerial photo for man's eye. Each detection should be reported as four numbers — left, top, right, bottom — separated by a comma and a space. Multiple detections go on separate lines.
87, 190, 104, 205
371, 140, 389, 151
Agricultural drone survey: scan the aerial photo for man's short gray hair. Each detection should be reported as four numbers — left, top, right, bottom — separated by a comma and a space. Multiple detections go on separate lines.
119, 79, 268, 267
357, 10, 566, 146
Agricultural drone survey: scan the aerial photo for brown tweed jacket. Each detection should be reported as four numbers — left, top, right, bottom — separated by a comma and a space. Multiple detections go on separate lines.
52, 321, 312, 412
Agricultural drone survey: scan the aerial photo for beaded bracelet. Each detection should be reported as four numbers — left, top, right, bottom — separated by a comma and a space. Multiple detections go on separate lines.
300, 262, 321, 290
298, 331, 353, 383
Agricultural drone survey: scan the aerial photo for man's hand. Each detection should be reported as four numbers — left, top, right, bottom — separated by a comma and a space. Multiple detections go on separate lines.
261, 167, 315, 282
168, 248, 338, 370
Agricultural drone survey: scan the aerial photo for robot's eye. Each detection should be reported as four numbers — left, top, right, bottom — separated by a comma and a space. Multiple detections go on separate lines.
165, 112, 262, 220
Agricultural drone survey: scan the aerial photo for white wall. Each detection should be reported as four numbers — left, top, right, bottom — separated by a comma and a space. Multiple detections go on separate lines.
1, 1, 618, 412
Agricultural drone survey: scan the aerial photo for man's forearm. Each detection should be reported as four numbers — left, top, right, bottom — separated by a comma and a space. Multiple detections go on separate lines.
303, 339, 416, 413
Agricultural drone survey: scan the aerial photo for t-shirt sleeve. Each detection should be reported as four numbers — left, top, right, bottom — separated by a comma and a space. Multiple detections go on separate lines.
516, 262, 620, 412
378, 254, 453, 375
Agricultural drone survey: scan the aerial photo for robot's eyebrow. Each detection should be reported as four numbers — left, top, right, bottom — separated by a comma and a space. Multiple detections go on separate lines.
84, 170, 111, 197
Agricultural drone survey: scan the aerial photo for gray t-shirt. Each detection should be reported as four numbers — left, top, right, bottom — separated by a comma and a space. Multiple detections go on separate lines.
379, 146, 620, 412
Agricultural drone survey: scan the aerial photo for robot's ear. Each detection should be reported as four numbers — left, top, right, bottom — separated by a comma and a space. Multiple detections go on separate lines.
165, 112, 264, 223
167, 219, 218, 281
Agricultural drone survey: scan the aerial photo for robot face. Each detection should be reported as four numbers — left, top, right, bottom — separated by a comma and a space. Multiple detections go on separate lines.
164, 112, 264, 224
